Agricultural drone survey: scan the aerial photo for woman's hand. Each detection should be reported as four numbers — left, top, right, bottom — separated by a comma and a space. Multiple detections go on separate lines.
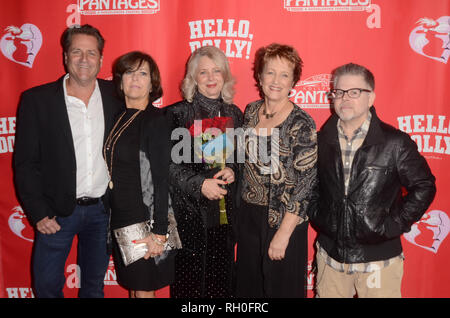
267, 212, 300, 261
268, 230, 290, 261
134, 234, 166, 259
213, 167, 235, 184
201, 178, 228, 200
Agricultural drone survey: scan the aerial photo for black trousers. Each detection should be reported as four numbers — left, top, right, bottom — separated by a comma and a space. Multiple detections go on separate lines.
235, 201, 308, 298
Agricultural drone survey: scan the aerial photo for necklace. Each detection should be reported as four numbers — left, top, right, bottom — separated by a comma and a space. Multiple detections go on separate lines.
262, 101, 280, 119
262, 100, 291, 119
262, 106, 276, 119
103, 109, 143, 189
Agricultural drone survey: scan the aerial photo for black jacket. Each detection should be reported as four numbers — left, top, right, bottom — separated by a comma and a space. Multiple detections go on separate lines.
13, 76, 123, 225
164, 95, 243, 297
308, 107, 436, 263
165, 97, 243, 248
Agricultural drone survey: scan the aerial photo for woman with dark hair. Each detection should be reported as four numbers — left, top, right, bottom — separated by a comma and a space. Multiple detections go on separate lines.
236, 43, 317, 297
104, 51, 181, 298
165, 46, 243, 298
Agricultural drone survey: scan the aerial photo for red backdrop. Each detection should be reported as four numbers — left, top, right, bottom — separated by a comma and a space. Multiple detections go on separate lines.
0, 0, 449, 298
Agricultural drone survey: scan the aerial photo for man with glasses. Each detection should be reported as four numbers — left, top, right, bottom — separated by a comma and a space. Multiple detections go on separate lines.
308, 63, 436, 297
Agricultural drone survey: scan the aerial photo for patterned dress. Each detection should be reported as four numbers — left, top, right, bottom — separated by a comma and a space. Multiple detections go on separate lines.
236, 99, 317, 298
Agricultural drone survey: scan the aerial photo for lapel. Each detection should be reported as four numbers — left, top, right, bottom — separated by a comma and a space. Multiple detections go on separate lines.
98, 79, 117, 144
52, 75, 76, 158
140, 105, 157, 160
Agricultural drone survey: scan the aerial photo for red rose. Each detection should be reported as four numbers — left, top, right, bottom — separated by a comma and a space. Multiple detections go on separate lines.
188, 117, 233, 137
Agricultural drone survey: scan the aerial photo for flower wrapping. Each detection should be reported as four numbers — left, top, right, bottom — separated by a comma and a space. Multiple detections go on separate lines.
188, 117, 234, 224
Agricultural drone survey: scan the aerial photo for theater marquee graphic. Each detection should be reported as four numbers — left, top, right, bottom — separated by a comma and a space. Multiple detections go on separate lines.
289, 74, 332, 109
8, 206, 34, 243
77, 0, 160, 15
188, 18, 254, 60
1, 24, 42, 68
404, 210, 449, 254
409, 16, 450, 64
397, 114, 450, 159
284, 0, 371, 12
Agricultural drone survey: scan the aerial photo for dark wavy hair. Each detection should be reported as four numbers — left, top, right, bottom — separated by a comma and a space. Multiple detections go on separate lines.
112, 51, 163, 103
253, 43, 303, 98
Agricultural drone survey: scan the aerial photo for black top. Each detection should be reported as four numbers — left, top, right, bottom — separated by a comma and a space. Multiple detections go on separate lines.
166, 93, 244, 230
106, 108, 147, 229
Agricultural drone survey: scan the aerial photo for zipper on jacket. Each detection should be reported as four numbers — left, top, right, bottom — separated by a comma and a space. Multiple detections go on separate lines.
342, 195, 348, 263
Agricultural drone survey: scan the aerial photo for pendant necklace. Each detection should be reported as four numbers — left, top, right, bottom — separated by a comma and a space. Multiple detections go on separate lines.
262, 103, 276, 119
262, 100, 291, 119
103, 109, 143, 189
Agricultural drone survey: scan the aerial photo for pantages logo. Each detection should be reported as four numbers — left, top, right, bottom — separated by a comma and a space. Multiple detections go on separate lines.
77, 0, 160, 15
289, 74, 332, 109
397, 114, 450, 159
188, 19, 254, 60
284, 0, 371, 12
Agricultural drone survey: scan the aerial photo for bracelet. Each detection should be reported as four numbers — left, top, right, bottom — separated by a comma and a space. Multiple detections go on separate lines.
151, 233, 166, 246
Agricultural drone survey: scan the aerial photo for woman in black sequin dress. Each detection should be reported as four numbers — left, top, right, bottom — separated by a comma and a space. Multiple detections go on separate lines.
166, 46, 243, 298
105, 51, 181, 298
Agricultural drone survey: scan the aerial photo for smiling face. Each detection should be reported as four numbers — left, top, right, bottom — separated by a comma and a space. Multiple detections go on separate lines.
64, 34, 102, 86
259, 56, 294, 103
121, 61, 152, 106
333, 74, 376, 129
195, 56, 224, 99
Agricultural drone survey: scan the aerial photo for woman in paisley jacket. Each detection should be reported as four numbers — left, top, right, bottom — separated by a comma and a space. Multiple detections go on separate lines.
235, 43, 317, 297
165, 46, 243, 298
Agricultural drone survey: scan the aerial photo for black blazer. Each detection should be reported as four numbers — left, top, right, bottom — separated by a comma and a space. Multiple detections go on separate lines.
13, 76, 123, 225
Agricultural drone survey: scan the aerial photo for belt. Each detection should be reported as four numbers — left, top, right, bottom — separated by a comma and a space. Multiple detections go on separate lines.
76, 197, 100, 206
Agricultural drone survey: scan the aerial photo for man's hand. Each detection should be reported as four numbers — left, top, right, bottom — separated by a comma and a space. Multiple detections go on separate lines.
36, 216, 61, 234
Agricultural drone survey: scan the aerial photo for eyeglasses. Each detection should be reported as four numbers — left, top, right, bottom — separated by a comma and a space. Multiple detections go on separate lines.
330, 88, 372, 99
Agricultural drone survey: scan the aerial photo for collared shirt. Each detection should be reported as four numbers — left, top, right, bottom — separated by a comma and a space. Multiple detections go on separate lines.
63, 73, 109, 199
337, 112, 371, 194
319, 112, 403, 273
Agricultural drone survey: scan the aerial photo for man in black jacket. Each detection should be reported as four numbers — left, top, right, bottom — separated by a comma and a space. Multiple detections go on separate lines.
308, 63, 436, 297
14, 25, 122, 297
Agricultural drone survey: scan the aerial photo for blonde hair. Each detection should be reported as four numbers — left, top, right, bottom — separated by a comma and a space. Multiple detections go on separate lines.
181, 46, 235, 104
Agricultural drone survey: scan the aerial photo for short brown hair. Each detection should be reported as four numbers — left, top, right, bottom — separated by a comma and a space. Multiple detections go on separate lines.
113, 51, 163, 103
332, 63, 375, 90
253, 43, 303, 98
60, 24, 105, 55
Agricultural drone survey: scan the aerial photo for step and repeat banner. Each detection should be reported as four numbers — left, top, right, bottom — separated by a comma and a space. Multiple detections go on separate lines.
0, 0, 449, 298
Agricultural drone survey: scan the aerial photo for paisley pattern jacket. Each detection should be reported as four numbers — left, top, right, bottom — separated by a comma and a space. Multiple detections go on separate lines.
241, 100, 318, 228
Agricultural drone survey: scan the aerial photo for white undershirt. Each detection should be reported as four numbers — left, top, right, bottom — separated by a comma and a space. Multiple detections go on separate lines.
63, 73, 109, 198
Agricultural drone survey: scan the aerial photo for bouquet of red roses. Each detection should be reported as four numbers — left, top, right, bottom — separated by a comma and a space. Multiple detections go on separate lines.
188, 116, 234, 225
